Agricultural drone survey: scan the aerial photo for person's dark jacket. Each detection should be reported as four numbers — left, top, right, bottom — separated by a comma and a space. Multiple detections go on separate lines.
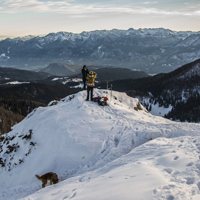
82, 67, 89, 81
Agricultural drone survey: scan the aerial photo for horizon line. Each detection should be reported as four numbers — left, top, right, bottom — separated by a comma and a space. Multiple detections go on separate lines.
0, 27, 199, 40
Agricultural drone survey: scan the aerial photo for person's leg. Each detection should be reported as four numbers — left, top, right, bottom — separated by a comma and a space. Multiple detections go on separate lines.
86, 87, 89, 100
91, 87, 93, 100
83, 80, 86, 90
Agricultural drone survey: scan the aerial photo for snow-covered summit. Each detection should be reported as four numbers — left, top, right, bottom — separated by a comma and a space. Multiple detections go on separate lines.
11, 28, 195, 42
1, 89, 200, 200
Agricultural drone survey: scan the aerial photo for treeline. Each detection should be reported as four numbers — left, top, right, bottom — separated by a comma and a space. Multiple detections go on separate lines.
0, 82, 81, 136
0, 98, 45, 135
0, 98, 45, 116
138, 90, 200, 123
0, 107, 24, 135
165, 93, 200, 123
125, 71, 200, 123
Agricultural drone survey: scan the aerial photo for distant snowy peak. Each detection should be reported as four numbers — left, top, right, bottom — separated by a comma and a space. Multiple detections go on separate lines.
11, 28, 196, 43
177, 34, 200, 47
11, 35, 35, 42
0, 53, 10, 61
1, 28, 200, 74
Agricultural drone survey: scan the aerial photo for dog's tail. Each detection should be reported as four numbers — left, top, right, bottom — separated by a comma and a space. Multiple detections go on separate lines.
35, 174, 42, 181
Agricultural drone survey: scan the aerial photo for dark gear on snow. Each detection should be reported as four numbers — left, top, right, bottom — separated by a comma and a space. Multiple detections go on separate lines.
93, 96, 109, 106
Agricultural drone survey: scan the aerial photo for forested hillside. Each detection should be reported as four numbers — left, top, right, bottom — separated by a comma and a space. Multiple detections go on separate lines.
0, 99, 45, 135
112, 59, 200, 122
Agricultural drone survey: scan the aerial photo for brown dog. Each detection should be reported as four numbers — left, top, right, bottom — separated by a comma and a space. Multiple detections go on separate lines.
35, 172, 59, 188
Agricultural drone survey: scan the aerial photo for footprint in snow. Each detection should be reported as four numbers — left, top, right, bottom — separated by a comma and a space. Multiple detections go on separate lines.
79, 176, 91, 182
174, 156, 179, 160
197, 182, 200, 190
187, 162, 194, 167
52, 190, 64, 195
70, 192, 77, 199
69, 123, 76, 127
124, 175, 136, 179
153, 188, 158, 194
166, 195, 175, 200
164, 168, 173, 174
89, 119, 94, 123
186, 177, 195, 185
110, 126, 114, 131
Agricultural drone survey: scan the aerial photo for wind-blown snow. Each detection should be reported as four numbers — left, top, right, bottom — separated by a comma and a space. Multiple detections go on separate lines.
0, 89, 200, 200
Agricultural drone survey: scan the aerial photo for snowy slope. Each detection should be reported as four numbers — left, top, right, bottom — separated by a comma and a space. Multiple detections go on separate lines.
22, 136, 200, 200
0, 89, 200, 200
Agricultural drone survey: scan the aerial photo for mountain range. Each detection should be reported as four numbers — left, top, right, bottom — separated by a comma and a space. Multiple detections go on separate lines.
0, 28, 200, 74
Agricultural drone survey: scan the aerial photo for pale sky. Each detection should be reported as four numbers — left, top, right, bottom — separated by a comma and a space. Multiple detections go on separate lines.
0, 0, 200, 39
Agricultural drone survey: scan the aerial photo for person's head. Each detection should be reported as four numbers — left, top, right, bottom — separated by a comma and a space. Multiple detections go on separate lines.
83, 65, 87, 70
89, 71, 94, 75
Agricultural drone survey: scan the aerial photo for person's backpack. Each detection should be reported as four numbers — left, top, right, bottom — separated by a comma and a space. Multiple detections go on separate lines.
93, 96, 109, 106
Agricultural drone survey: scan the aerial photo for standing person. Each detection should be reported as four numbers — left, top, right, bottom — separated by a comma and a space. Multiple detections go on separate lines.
86, 71, 97, 101
82, 65, 89, 90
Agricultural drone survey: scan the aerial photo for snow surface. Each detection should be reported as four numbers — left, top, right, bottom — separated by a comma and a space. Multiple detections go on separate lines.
4, 81, 30, 85
1, 89, 200, 200
149, 102, 173, 117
